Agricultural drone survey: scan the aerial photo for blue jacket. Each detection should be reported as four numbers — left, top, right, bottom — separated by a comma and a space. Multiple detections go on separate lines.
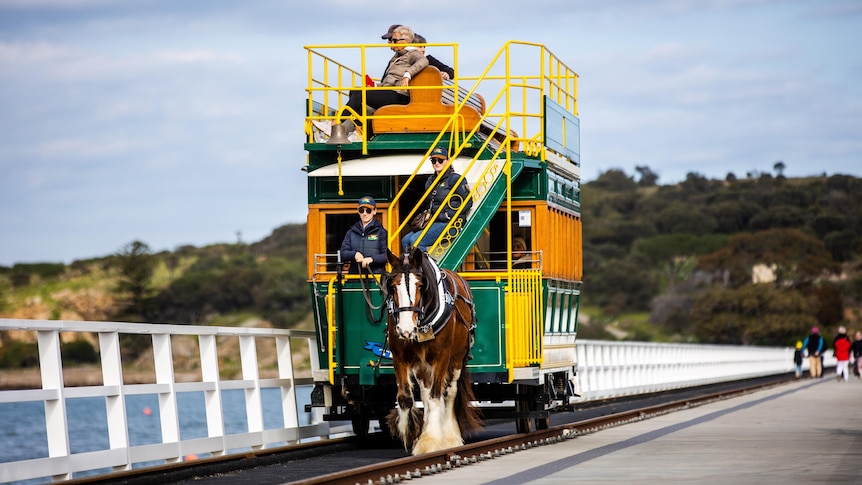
802, 332, 824, 356
339, 218, 388, 274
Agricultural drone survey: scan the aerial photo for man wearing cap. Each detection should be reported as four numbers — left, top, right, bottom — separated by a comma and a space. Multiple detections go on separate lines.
402, 146, 473, 253
802, 326, 824, 378
340, 196, 388, 274
312, 25, 427, 141
381, 24, 400, 41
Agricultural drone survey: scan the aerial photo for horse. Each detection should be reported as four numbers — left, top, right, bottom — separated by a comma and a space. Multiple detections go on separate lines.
380, 247, 482, 454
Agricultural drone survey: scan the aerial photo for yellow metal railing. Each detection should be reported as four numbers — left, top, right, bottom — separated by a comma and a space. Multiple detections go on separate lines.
305, 41, 580, 336
505, 269, 544, 381
325, 277, 337, 384
304, 40, 577, 150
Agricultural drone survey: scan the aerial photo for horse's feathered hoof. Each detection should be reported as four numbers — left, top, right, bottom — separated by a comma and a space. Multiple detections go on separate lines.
387, 407, 424, 450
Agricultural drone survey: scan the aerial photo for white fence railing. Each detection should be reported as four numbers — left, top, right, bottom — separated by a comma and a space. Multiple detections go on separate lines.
574, 339, 831, 401
0, 319, 339, 484
0, 319, 822, 484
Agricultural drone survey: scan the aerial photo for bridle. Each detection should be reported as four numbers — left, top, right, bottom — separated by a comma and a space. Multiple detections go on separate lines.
387, 267, 428, 322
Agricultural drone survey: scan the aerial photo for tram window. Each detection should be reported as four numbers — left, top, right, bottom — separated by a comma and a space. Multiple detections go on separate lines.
485, 210, 533, 270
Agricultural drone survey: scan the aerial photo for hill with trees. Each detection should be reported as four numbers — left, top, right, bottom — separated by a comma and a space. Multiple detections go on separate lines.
582, 168, 861, 345
1, 169, 861, 369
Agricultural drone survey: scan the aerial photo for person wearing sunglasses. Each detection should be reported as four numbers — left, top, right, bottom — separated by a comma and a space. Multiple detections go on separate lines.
339, 196, 389, 274
402, 146, 473, 253
312, 25, 428, 141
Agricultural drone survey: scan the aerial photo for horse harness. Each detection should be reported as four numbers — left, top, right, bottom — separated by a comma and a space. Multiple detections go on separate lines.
388, 258, 475, 343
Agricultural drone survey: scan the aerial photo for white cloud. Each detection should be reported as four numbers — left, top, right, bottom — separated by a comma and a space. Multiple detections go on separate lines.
1, 0, 860, 265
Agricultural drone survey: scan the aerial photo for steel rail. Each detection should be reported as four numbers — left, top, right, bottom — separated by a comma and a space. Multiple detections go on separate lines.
287, 375, 794, 485
61, 375, 793, 485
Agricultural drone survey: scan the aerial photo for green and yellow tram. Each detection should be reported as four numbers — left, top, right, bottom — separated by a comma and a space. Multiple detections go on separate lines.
303, 39, 582, 434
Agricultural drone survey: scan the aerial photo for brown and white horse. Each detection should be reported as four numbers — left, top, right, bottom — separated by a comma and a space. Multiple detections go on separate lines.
381, 248, 482, 454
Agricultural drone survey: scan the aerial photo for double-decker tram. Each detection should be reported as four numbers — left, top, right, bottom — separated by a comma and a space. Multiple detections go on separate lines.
303, 38, 582, 435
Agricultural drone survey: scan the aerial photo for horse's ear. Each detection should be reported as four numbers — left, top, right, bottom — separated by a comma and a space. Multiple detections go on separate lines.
409, 247, 424, 268
387, 248, 401, 268
379, 273, 391, 297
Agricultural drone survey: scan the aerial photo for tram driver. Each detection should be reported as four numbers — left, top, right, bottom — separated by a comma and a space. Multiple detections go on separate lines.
339, 196, 389, 274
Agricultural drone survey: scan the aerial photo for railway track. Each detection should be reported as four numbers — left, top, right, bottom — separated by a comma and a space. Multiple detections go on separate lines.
67, 374, 794, 485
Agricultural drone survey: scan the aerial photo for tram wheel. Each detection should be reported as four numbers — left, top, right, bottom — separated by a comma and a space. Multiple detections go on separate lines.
535, 417, 550, 430
515, 391, 532, 433
352, 416, 370, 437
377, 416, 392, 437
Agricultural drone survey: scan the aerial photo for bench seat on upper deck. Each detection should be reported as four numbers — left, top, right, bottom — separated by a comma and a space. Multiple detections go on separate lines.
372, 66, 483, 134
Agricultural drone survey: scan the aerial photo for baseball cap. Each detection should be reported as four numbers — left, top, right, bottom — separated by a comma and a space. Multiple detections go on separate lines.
430, 146, 448, 159
381, 24, 400, 40
358, 196, 376, 208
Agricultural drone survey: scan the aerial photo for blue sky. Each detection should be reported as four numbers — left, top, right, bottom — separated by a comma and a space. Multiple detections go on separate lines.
1, 0, 860, 266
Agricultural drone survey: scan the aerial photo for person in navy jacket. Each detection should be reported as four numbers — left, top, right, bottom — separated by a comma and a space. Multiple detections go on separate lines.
340, 196, 388, 274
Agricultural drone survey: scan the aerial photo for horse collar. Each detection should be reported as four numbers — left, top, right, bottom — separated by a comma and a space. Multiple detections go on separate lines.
416, 263, 455, 338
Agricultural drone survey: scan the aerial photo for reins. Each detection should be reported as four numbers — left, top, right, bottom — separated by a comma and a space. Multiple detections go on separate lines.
358, 265, 385, 324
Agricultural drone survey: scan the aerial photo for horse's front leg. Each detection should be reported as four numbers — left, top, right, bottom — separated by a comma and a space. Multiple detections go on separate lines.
388, 358, 420, 449
412, 366, 449, 455
441, 366, 464, 448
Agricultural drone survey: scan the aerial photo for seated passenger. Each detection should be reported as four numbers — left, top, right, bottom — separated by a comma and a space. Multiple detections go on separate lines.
512, 236, 531, 269
413, 34, 454, 80
312, 25, 428, 140
402, 146, 472, 253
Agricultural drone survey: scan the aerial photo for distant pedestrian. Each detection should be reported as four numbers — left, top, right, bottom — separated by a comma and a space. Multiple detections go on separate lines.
833, 326, 852, 382
802, 327, 824, 378
793, 341, 804, 378
850, 330, 862, 379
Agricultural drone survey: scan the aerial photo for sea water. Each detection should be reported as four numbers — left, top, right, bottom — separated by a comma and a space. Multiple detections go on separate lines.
0, 386, 314, 482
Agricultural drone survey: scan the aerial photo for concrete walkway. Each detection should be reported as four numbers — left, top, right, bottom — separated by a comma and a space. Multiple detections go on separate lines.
417, 376, 862, 484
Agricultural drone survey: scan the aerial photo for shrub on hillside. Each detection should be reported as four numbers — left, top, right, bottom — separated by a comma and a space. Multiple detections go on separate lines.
0, 340, 39, 368
61, 339, 99, 364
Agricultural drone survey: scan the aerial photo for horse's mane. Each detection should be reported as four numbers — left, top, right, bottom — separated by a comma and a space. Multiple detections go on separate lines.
418, 251, 441, 310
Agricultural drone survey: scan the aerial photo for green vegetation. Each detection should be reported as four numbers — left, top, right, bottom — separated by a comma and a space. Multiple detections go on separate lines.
583, 169, 862, 345
0, 225, 311, 367
1, 169, 861, 370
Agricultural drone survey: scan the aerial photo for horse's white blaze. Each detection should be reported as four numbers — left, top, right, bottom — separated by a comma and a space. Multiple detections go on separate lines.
393, 272, 421, 339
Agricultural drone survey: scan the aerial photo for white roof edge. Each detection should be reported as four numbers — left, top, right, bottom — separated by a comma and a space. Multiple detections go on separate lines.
545, 151, 580, 179
307, 154, 476, 178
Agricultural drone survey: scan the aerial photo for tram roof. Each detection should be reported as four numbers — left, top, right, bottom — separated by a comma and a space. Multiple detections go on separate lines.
306, 154, 473, 178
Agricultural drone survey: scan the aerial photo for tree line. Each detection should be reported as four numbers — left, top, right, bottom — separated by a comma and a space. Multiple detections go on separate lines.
2, 169, 861, 355
583, 168, 861, 346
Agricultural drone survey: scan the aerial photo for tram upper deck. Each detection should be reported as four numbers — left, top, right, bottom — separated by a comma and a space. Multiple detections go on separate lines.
303, 40, 582, 281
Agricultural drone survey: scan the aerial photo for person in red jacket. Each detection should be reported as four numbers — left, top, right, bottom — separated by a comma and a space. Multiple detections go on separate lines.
833, 326, 852, 382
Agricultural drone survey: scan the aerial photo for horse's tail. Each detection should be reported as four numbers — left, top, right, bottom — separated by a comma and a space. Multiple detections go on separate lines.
455, 366, 483, 435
